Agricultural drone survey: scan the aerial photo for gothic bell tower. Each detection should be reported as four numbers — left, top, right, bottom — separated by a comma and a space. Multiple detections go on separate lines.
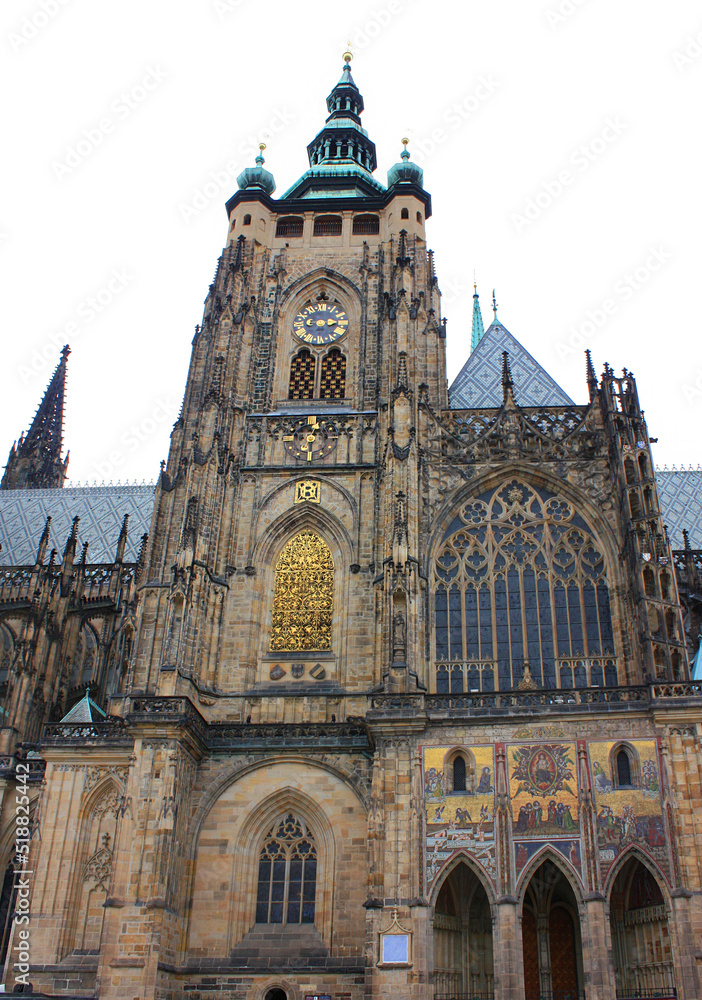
130, 51, 444, 708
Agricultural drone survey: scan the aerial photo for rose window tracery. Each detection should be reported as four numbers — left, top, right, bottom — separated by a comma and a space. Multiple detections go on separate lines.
433, 480, 616, 693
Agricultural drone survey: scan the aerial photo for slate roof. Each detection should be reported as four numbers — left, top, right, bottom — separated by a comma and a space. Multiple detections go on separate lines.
0, 484, 155, 566
60, 690, 106, 723
449, 320, 574, 409
655, 468, 702, 549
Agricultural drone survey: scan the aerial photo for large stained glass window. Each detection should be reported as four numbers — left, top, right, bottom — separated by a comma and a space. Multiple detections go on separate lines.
433, 480, 616, 692
256, 814, 317, 925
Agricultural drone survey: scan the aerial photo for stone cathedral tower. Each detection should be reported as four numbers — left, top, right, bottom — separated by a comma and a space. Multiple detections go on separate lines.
1, 54, 702, 1000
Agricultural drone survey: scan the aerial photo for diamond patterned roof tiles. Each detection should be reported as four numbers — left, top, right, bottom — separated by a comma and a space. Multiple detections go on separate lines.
0, 484, 155, 566
449, 320, 574, 409
654, 468, 702, 549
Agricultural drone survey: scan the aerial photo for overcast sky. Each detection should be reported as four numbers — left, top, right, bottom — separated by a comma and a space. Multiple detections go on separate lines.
1, 0, 700, 484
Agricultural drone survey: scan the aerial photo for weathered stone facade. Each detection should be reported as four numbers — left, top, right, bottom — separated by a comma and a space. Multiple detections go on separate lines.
0, 56, 701, 1000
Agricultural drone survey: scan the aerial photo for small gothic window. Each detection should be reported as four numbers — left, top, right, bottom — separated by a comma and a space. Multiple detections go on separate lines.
320, 349, 346, 400
416, 211, 422, 223
617, 749, 632, 786
270, 532, 333, 652
453, 756, 466, 792
313, 215, 342, 236
256, 814, 317, 925
401, 207, 409, 220
289, 350, 316, 400
243, 214, 251, 226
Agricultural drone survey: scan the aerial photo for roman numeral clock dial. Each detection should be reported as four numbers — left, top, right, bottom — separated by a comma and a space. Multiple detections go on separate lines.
292, 303, 348, 346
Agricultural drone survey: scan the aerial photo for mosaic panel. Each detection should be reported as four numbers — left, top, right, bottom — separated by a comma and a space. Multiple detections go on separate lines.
589, 739, 668, 880
423, 744, 496, 888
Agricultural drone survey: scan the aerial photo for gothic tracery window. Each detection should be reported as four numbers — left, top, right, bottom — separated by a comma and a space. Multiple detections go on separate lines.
256, 814, 317, 925
289, 350, 316, 400
433, 480, 616, 693
270, 531, 333, 651
320, 349, 346, 399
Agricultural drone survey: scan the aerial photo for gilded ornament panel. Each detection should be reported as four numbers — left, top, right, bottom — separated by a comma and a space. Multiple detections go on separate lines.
270, 531, 333, 652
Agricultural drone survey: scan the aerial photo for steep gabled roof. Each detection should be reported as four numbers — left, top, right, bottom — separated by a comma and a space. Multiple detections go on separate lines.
449, 320, 574, 409
0, 483, 155, 565
655, 467, 702, 548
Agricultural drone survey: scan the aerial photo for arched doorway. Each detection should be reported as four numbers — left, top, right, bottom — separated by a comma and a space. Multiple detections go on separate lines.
433, 861, 494, 997
610, 856, 676, 997
522, 858, 583, 999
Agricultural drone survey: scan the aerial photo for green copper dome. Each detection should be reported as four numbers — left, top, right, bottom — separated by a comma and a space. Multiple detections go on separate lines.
237, 145, 276, 196
387, 139, 424, 189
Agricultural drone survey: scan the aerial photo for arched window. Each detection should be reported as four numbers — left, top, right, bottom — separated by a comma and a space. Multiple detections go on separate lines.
400, 207, 409, 220
243, 214, 251, 226
416, 211, 422, 223
611, 743, 639, 788
453, 756, 466, 792
617, 749, 631, 786
313, 215, 342, 236
352, 214, 379, 235
255, 814, 317, 925
320, 349, 346, 399
270, 531, 333, 651
443, 748, 476, 794
275, 216, 303, 238
433, 480, 616, 693
289, 350, 316, 400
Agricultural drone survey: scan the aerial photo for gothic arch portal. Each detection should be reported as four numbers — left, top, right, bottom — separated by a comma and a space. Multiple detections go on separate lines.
607, 849, 677, 995
431, 856, 495, 996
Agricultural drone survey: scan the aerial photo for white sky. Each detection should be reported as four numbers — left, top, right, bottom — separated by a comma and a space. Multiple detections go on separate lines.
1, 0, 700, 484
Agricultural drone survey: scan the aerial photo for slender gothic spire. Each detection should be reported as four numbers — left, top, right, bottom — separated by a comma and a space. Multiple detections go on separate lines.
471, 282, 486, 352
1, 346, 70, 490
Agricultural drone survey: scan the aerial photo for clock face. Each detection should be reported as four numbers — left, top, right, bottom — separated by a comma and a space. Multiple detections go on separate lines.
293, 303, 348, 346
282, 416, 338, 463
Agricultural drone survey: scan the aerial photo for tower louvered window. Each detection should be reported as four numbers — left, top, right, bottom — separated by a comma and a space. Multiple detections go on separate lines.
320, 349, 346, 399
433, 480, 616, 694
256, 814, 317, 925
289, 350, 316, 400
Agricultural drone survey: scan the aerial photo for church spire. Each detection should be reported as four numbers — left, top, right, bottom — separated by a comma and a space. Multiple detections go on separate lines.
281, 50, 383, 200
470, 282, 486, 352
1, 345, 70, 490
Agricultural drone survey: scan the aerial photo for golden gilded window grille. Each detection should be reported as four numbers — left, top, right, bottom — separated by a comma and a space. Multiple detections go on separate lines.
270, 531, 334, 651
289, 350, 316, 400
320, 349, 346, 400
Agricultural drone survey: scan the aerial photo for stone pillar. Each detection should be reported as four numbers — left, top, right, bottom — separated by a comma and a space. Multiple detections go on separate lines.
582, 893, 616, 1000
493, 899, 522, 1000
670, 889, 701, 999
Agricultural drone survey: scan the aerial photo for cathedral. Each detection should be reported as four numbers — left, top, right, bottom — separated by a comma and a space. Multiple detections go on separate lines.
0, 52, 701, 1000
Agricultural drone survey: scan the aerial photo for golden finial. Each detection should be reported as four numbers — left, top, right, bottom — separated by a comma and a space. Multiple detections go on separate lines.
259, 143, 266, 152
343, 43, 353, 63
